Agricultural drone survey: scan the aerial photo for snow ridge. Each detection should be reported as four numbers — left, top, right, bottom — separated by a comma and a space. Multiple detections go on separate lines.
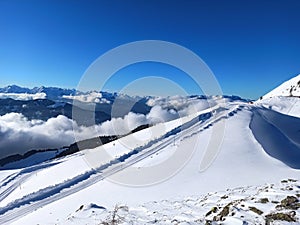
263, 74, 300, 99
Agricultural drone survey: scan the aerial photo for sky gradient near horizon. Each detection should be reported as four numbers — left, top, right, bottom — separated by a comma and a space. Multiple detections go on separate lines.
0, 0, 300, 99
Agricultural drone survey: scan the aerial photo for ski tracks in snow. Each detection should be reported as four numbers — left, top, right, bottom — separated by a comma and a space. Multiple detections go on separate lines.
0, 103, 243, 224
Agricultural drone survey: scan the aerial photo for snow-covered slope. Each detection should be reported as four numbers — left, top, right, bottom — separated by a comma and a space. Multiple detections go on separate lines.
257, 74, 300, 118
0, 97, 299, 225
63, 179, 300, 225
0, 78, 299, 224
257, 96, 300, 118
263, 74, 300, 99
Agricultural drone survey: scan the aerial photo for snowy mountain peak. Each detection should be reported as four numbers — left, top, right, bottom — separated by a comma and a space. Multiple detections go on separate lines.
0, 85, 79, 101
0, 85, 76, 95
0, 85, 126, 103
0, 85, 31, 94
263, 74, 300, 99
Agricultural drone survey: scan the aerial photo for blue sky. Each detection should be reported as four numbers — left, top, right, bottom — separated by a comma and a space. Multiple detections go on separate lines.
0, 0, 300, 99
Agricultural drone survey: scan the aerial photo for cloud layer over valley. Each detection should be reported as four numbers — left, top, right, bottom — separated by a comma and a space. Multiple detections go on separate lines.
0, 96, 222, 159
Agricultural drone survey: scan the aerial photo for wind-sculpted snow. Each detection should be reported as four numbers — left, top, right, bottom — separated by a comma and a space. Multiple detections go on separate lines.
250, 108, 300, 169
0, 162, 61, 205
258, 96, 300, 118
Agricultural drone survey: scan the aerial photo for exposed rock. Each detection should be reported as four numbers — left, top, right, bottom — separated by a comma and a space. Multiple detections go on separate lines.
213, 203, 231, 221
249, 206, 264, 215
276, 196, 300, 210
205, 207, 218, 217
265, 212, 296, 225
257, 198, 269, 204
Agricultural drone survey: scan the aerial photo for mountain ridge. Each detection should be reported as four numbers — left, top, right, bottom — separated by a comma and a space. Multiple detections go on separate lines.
263, 74, 300, 99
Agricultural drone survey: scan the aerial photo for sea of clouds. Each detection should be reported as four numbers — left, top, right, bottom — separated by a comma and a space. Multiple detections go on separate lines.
62, 92, 111, 104
0, 97, 217, 159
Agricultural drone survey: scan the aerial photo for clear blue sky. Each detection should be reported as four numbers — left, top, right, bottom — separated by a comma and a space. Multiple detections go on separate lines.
0, 0, 300, 99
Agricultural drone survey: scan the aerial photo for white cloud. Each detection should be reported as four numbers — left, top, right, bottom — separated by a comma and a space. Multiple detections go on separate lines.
147, 96, 215, 117
0, 113, 100, 159
146, 105, 178, 124
63, 92, 111, 104
0, 93, 46, 100
96, 112, 147, 135
0, 97, 216, 159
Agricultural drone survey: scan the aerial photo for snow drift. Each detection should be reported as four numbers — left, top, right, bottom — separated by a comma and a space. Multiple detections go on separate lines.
250, 108, 300, 169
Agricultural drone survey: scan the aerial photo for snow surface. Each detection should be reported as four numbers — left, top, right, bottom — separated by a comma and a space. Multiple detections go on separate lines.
263, 74, 300, 98
62, 179, 300, 225
0, 98, 299, 224
257, 74, 300, 118
0, 77, 299, 224
257, 96, 300, 118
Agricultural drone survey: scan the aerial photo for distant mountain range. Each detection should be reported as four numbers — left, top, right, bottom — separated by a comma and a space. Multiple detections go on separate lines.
0, 85, 152, 125
0, 85, 76, 98
0, 85, 117, 102
0, 84, 247, 123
